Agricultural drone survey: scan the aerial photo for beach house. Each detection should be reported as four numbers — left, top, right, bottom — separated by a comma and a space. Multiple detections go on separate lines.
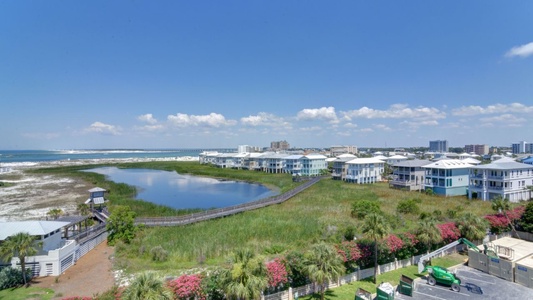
331, 154, 357, 181
468, 158, 533, 202
345, 157, 385, 184
423, 159, 472, 196
389, 159, 431, 191
0, 219, 107, 276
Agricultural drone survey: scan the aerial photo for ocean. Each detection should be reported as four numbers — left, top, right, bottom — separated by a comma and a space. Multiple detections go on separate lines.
0, 149, 235, 164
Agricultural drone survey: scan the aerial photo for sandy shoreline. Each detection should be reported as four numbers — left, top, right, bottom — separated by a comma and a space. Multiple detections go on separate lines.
0, 156, 198, 222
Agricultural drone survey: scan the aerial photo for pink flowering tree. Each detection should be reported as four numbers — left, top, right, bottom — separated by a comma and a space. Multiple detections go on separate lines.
167, 274, 205, 300
485, 214, 510, 234
336, 241, 363, 271
266, 258, 289, 291
437, 222, 461, 243
378, 234, 405, 264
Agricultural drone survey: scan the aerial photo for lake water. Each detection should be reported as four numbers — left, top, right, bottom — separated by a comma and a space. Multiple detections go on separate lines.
85, 167, 277, 209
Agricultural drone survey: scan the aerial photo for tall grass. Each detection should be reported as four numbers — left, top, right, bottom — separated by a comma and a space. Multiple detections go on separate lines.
32, 162, 496, 273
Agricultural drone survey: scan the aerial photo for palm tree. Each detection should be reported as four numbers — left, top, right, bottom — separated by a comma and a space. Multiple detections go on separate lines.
222, 249, 268, 300
47, 208, 63, 220
456, 213, 488, 241
361, 212, 390, 284
121, 272, 173, 300
492, 196, 520, 239
303, 242, 345, 300
77, 203, 91, 216
0, 232, 42, 285
415, 218, 442, 253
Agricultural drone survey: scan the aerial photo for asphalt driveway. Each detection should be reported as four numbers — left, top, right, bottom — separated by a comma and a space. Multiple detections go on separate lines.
395, 265, 533, 299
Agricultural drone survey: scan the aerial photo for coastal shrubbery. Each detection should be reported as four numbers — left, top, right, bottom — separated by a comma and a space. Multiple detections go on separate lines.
0, 267, 32, 290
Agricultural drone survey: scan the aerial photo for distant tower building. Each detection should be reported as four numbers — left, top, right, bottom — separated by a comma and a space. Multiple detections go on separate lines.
271, 140, 290, 151
238, 145, 250, 153
429, 140, 448, 152
511, 141, 531, 154
330, 145, 358, 156
464, 144, 489, 156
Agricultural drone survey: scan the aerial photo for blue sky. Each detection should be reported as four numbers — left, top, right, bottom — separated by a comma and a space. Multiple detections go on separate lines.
1, 1, 533, 150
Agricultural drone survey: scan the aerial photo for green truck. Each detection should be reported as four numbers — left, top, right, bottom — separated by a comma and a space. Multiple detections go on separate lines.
418, 238, 497, 292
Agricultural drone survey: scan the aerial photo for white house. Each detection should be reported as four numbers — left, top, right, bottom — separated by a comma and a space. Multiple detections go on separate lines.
0, 220, 107, 277
386, 155, 408, 165
331, 154, 357, 181
345, 157, 385, 184
423, 159, 472, 196
468, 158, 533, 202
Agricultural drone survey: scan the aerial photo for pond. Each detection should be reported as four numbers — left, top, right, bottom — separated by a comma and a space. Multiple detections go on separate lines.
84, 167, 278, 210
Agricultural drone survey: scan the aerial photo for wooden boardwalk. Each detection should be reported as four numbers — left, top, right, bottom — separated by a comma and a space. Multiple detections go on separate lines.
135, 176, 324, 227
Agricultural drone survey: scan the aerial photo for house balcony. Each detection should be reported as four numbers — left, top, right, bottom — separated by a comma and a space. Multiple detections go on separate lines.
390, 180, 420, 187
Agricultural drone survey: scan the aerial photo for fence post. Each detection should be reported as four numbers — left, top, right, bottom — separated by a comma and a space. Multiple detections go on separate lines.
288, 287, 293, 300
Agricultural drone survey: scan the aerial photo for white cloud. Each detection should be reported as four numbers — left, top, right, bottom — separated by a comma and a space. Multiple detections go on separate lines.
375, 124, 392, 131
342, 104, 445, 120
167, 113, 236, 127
505, 42, 533, 58
452, 103, 533, 116
296, 106, 338, 123
85, 122, 121, 135
138, 113, 158, 124
479, 114, 527, 126
343, 123, 358, 128
240, 112, 288, 127
359, 128, 374, 133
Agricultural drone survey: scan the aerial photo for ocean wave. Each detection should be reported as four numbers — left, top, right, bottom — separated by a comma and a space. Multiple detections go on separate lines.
55, 149, 179, 155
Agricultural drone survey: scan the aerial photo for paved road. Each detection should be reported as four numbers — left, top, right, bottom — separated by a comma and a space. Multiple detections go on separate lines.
396, 265, 533, 299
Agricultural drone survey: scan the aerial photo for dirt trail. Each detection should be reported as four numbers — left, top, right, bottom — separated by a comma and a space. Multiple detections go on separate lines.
32, 241, 115, 299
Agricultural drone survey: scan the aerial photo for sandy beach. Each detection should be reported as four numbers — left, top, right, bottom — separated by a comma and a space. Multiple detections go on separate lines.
0, 156, 198, 221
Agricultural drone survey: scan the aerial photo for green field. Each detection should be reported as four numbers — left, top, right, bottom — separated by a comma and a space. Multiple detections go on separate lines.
0, 286, 54, 300
32, 161, 496, 274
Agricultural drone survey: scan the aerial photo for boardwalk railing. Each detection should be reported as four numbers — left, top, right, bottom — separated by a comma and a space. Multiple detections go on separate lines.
135, 176, 324, 227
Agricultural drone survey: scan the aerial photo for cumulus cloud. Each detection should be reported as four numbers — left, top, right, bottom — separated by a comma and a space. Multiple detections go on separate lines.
296, 106, 338, 123
240, 112, 288, 127
452, 103, 533, 116
505, 42, 533, 58
138, 113, 158, 124
167, 113, 236, 127
479, 114, 527, 128
342, 104, 445, 120
85, 122, 121, 135
375, 124, 392, 131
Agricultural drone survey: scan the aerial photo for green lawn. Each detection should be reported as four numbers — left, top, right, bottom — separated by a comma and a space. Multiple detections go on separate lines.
0, 286, 54, 300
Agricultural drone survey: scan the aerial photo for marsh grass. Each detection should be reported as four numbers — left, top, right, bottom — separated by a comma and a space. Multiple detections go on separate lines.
32, 162, 496, 273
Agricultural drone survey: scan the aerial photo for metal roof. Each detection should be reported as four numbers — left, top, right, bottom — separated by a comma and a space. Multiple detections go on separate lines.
423, 159, 473, 169
392, 159, 432, 167
346, 157, 386, 164
0, 221, 70, 240
473, 161, 533, 170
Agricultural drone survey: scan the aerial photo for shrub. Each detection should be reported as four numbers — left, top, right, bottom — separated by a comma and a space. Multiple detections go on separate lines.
150, 245, 169, 262
168, 274, 205, 300
396, 199, 420, 215
351, 200, 381, 219
437, 222, 461, 243
343, 225, 357, 241
0, 267, 32, 290
266, 258, 289, 289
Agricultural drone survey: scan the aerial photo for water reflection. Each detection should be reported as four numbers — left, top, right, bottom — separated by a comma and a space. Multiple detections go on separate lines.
84, 167, 277, 209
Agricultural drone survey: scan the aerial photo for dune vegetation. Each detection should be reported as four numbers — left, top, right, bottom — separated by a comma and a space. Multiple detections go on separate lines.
31, 161, 498, 274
